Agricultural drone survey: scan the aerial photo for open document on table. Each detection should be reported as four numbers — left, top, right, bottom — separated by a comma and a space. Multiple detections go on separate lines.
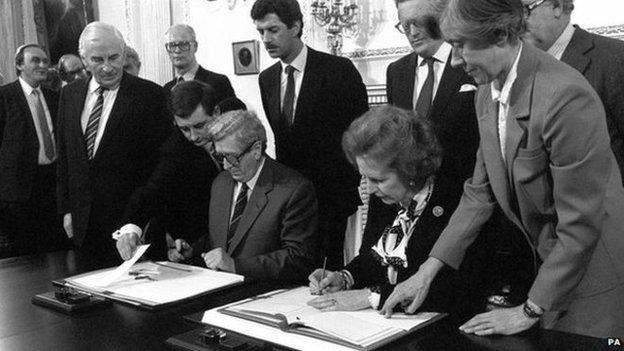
63, 259, 244, 309
201, 286, 445, 350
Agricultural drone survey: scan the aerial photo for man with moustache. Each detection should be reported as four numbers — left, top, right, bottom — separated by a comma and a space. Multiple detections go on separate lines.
251, 0, 369, 270
163, 24, 235, 102
0, 45, 63, 256
362, 0, 480, 253
56, 22, 171, 267
522, 0, 624, 181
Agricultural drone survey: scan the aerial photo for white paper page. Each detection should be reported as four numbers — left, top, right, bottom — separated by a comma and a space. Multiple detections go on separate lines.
68, 261, 244, 305
77, 244, 150, 287
346, 310, 440, 331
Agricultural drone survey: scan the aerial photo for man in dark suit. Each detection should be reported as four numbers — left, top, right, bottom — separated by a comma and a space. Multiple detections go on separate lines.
251, 0, 369, 270
362, 0, 480, 253
56, 22, 171, 268
523, 0, 624, 180
163, 24, 235, 102
0, 44, 64, 256
115, 82, 245, 261
171, 110, 317, 282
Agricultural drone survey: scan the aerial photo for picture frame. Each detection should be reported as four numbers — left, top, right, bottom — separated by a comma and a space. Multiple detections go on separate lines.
232, 40, 260, 75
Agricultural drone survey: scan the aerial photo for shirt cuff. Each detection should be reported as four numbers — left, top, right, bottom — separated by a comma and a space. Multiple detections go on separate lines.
368, 291, 381, 310
112, 223, 143, 241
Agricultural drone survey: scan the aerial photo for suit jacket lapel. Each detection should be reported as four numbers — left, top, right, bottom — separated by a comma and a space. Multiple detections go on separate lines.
12, 81, 36, 131
478, 89, 518, 224
265, 63, 282, 125
430, 56, 462, 119
214, 175, 235, 249
295, 47, 319, 124
226, 159, 272, 255
70, 80, 90, 158
560, 26, 592, 75
94, 74, 130, 160
398, 53, 417, 109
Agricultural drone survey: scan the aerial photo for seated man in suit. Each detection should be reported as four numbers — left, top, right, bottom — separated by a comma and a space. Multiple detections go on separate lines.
115, 81, 245, 261
170, 110, 318, 282
163, 24, 235, 102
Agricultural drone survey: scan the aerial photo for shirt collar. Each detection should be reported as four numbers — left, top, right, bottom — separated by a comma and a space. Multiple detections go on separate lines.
240, 156, 266, 192
18, 76, 39, 95
88, 76, 120, 94
547, 22, 575, 60
179, 63, 200, 81
280, 45, 307, 74
418, 41, 451, 66
491, 42, 523, 105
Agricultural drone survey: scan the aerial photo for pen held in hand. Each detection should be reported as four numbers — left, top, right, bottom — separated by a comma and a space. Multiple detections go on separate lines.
318, 256, 327, 295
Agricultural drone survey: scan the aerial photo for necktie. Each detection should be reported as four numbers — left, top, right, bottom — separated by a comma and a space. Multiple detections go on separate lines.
281, 65, 295, 127
227, 183, 249, 248
415, 57, 436, 118
31, 90, 55, 160
176, 76, 184, 85
85, 87, 106, 160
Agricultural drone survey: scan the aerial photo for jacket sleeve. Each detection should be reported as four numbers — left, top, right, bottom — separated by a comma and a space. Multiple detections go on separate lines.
527, 81, 610, 310
234, 179, 318, 282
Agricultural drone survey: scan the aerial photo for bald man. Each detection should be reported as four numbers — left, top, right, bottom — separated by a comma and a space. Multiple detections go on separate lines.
163, 24, 235, 102
56, 22, 171, 268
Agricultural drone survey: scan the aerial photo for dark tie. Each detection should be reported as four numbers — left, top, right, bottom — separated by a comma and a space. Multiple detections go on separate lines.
415, 57, 436, 118
227, 183, 249, 248
281, 65, 295, 127
32, 90, 55, 161
85, 86, 107, 160
176, 76, 184, 85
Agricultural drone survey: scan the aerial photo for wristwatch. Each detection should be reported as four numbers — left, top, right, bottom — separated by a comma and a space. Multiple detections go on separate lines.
522, 300, 543, 319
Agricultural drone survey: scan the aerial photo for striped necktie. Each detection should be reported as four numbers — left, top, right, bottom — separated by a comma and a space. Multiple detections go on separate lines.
415, 57, 436, 118
227, 183, 249, 248
85, 86, 107, 160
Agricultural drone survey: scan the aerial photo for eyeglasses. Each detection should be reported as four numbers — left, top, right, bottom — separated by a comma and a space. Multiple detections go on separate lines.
394, 19, 420, 35
214, 141, 257, 167
523, 0, 547, 17
165, 40, 195, 53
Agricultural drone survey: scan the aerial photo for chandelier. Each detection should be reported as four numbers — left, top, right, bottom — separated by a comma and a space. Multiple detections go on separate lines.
310, 0, 359, 56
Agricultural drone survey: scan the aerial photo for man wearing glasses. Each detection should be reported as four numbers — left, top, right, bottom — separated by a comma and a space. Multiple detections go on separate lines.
522, 0, 624, 183
168, 110, 318, 282
163, 24, 235, 103
364, 0, 480, 258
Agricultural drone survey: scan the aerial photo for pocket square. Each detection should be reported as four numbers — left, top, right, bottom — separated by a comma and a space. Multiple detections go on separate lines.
459, 84, 478, 92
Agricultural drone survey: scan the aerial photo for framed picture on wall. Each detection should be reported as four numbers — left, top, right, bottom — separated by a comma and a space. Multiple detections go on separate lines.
232, 40, 260, 75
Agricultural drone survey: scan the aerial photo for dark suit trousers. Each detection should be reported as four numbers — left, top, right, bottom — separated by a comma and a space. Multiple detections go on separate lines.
0, 164, 66, 257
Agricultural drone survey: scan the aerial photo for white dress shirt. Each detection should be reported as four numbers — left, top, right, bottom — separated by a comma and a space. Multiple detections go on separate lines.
491, 43, 523, 161
229, 157, 266, 221
547, 22, 576, 60
18, 77, 55, 165
80, 78, 120, 156
279, 45, 308, 116
176, 62, 199, 82
412, 42, 452, 110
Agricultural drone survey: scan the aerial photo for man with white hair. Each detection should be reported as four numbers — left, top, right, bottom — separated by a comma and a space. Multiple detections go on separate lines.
56, 21, 171, 267
163, 24, 235, 103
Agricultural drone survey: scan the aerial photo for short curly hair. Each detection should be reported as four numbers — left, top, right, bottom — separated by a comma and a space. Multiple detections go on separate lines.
342, 105, 442, 187
441, 0, 526, 47
250, 0, 303, 38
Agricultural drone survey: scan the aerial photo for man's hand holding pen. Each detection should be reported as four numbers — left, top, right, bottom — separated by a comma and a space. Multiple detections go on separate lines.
168, 238, 193, 262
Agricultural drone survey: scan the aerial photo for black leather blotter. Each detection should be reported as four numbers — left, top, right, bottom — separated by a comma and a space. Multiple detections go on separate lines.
32, 291, 111, 314
166, 327, 294, 351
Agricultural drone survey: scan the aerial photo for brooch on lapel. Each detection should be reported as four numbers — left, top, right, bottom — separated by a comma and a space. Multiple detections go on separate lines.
432, 206, 444, 217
